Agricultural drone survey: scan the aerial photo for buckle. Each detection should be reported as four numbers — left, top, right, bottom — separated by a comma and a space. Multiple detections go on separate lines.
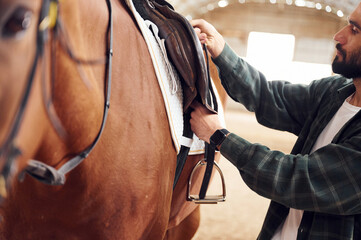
39, 0, 58, 31
187, 159, 226, 204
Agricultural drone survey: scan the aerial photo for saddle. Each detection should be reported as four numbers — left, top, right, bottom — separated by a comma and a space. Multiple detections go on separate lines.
132, 0, 225, 203
133, 0, 218, 114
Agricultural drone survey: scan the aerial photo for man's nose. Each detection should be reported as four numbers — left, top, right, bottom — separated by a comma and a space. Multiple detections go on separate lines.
333, 26, 347, 45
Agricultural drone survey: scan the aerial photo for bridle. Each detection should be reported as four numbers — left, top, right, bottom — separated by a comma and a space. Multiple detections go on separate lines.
0, 0, 56, 199
0, 0, 113, 200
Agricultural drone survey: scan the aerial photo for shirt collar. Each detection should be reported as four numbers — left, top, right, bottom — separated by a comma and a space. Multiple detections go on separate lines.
337, 80, 355, 102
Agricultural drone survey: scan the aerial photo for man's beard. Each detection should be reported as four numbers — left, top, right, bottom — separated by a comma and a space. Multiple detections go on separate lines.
332, 43, 361, 79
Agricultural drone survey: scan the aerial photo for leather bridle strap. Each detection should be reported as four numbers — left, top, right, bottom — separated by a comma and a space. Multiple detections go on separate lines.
0, 0, 52, 191
23, 0, 113, 185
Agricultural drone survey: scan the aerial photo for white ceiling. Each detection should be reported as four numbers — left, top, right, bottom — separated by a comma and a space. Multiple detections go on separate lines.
168, 0, 359, 18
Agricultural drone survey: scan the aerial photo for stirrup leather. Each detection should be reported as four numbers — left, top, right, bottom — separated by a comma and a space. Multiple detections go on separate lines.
187, 159, 226, 204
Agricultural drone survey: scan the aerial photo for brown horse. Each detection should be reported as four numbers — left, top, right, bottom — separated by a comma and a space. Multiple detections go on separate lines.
0, 0, 224, 239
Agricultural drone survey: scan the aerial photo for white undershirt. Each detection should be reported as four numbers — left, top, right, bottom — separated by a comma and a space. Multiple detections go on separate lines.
272, 94, 361, 240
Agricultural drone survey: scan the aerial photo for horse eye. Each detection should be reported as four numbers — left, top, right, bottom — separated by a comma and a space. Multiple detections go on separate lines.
2, 7, 32, 39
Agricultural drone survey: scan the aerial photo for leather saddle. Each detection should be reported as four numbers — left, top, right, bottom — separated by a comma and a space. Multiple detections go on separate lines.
133, 0, 218, 114
132, 0, 225, 203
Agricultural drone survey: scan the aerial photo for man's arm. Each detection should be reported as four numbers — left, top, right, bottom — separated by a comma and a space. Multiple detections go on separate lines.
190, 100, 361, 215
220, 132, 361, 216
191, 19, 318, 134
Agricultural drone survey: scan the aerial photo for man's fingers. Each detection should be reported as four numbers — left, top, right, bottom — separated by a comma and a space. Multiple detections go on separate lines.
193, 27, 207, 44
190, 19, 202, 27
199, 33, 207, 43
190, 100, 202, 109
193, 27, 201, 34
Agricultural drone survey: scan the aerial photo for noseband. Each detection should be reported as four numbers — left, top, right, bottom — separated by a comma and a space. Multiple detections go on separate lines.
0, 0, 114, 199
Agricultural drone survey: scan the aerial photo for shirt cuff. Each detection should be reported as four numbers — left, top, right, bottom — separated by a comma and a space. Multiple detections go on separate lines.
219, 133, 251, 169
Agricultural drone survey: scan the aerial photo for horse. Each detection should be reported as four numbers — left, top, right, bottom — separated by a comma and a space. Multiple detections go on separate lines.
0, 0, 225, 239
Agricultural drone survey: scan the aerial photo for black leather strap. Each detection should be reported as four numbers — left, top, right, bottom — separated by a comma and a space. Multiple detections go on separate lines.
197, 44, 218, 199
198, 142, 216, 199
173, 111, 192, 188
203, 44, 218, 112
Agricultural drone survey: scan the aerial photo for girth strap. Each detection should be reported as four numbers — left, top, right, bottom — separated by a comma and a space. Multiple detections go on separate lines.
173, 111, 192, 188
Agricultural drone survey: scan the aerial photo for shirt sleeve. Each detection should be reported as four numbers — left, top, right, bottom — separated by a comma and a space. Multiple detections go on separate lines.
220, 132, 361, 215
212, 43, 318, 136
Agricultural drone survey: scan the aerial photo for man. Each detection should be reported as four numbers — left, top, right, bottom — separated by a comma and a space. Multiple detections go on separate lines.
190, 3, 361, 239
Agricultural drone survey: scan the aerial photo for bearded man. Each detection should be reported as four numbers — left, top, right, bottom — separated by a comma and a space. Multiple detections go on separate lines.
189, 3, 361, 240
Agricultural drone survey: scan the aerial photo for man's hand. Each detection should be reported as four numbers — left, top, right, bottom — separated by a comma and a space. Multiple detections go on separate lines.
190, 19, 225, 58
190, 101, 223, 143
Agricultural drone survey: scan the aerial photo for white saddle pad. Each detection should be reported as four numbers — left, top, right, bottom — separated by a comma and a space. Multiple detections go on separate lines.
125, 0, 225, 155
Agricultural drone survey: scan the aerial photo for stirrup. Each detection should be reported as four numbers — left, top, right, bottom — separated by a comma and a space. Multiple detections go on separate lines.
187, 159, 226, 204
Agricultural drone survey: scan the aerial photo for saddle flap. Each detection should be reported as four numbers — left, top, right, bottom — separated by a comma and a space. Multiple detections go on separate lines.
152, 1, 217, 113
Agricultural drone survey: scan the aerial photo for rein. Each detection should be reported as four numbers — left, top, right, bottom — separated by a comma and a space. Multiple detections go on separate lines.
23, 0, 114, 185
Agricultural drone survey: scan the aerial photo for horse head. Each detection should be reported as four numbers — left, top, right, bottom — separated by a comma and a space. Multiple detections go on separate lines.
0, 0, 110, 199
0, 0, 58, 200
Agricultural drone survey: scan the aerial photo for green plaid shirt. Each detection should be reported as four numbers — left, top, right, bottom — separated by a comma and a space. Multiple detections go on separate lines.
213, 44, 361, 239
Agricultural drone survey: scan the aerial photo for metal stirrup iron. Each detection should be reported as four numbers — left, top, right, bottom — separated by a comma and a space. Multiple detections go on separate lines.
187, 157, 226, 204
